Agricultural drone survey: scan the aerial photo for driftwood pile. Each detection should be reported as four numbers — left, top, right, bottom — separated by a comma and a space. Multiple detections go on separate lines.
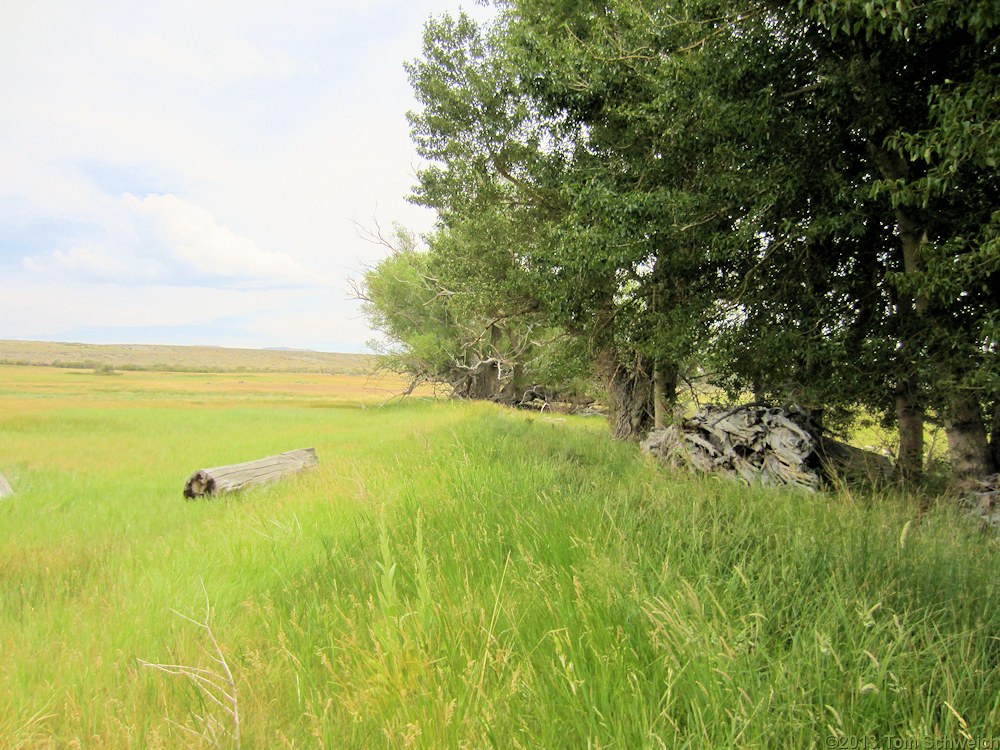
184, 448, 318, 499
643, 405, 820, 490
963, 474, 1000, 530
518, 385, 600, 415
642, 404, 893, 491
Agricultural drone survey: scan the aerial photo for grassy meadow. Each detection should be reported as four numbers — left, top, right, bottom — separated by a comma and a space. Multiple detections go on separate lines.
1, 364, 998, 748
0, 340, 373, 374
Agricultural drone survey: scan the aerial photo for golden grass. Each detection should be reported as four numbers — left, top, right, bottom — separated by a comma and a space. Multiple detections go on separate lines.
0, 365, 433, 409
0, 340, 373, 373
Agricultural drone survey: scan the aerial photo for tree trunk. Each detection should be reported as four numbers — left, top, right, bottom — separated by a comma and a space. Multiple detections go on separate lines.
498, 362, 526, 405
868, 144, 926, 305
869, 142, 928, 483
598, 349, 652, 440
990, 397, 1000, 472
944, 394, 996, 492
463, 356, 502, 400
896, 392, 924, 482
652, 361, 678, 429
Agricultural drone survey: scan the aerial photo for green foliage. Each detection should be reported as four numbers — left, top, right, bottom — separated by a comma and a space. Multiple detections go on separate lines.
360, 230, 453, 381
805, 0, 1000, 407
399, 0, 1000, 476
360, 223, 588, 399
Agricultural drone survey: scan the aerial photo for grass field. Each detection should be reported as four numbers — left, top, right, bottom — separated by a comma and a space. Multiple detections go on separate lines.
1, 365, 998, 748
0, 340, 373, 373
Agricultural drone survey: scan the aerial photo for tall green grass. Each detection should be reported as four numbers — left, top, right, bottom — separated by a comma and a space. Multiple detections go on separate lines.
1, 370, 997, 747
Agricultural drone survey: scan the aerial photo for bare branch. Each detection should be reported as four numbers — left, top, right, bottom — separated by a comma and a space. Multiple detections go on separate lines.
138, 580, 241, 749
782, 79, 826, 100
351, 215, 397, 251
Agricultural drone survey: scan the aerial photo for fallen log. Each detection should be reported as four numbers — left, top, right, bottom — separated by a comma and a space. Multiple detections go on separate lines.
183, 448, 318, 499
815, 436, 893, 483
0, 471, 12, 499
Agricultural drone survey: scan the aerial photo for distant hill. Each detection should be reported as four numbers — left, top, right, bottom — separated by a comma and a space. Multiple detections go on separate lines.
0, 340, 374, 374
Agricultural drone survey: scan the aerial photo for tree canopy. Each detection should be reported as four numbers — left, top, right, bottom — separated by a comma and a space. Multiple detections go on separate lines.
361, 0, 1000, 490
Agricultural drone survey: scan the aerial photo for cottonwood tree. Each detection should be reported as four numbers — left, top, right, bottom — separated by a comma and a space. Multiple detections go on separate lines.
511, 0, 999, 482
405, 13, 642, 422
360, 225, 533, 401
395, 0, 999, 489
504, 0, 888, 436
408, 7, 720, 437
358, 219, 587, 404
789, 0, 1000, 485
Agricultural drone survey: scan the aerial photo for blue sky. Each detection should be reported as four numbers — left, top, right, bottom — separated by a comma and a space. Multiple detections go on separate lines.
0, 0, 495, 352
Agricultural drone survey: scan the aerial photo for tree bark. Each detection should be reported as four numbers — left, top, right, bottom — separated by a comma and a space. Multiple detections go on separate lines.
652, 361, 678, 429
599, 349, 652, 441
869, 141, 928, 482
458, 354, 503, 400
896, 393, 924, 482
867, 144, 925, 293
944, 394, 996, 492
499, 362, 526, 404
991, 397, 1000, 472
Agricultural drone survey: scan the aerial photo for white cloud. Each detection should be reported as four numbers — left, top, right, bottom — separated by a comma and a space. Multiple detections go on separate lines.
0, 0, 498, 349
0, 274, 304, 340
20, 193, 323, 289
35, 244, 161, 282
0, 273, 367, 351
123, 193, 323, 287
20, 257, 46, 274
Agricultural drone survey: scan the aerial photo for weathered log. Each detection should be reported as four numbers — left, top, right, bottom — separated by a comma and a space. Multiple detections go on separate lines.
0, 471, 12, 499
815, 437, 893, 483
183, 448, 318, 499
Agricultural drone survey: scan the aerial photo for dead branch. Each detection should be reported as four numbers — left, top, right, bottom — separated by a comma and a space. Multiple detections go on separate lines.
138, 582, 241, 749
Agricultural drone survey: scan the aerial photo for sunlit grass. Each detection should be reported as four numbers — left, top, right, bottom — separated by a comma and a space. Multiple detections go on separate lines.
0, 340, 373, 373
0, 366, 997, 748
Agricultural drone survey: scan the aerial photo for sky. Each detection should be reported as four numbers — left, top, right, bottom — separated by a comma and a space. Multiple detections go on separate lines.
0, 0, 496, 353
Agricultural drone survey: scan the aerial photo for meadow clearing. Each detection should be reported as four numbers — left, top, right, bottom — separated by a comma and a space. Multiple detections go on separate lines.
1, 364, 998, 748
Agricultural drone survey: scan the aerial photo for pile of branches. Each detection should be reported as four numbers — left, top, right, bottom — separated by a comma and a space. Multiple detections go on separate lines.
516, 385, 598, 414
642, 404, 893, 491
963, 475, 1000, 531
